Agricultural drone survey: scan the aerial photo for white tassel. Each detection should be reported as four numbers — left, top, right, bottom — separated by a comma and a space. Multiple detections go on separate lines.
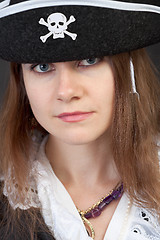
130, 58, 139, 98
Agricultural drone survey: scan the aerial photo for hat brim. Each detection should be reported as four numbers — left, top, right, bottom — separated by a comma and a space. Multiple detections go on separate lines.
0, 4, 160, 63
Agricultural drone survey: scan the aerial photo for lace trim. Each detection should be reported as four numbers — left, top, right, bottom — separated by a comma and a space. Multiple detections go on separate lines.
3, 168, 41, 210
2, 133, 44, 210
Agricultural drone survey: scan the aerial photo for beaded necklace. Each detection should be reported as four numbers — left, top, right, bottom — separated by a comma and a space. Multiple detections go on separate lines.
77, 183, 123, 239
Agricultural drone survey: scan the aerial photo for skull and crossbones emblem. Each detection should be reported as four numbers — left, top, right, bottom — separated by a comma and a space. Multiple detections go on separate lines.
39, 12, 77, 43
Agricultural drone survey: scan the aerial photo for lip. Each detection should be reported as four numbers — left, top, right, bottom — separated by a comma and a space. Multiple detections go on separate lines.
57, 111, 94, 122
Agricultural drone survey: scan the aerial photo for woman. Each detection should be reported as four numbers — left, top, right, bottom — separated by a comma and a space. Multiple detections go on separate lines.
0, 1, 160, 240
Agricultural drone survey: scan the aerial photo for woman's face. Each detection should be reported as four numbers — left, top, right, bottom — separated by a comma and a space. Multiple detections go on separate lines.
22, 57, 115, 145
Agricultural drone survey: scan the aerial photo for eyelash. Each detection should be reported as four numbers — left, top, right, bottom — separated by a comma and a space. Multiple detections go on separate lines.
30, 58, 103, 74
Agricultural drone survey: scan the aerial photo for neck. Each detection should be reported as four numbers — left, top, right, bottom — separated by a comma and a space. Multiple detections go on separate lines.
45, 133, 120, 190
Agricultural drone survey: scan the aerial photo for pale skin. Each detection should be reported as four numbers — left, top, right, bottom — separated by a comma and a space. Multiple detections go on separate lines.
22, 57, 121, 240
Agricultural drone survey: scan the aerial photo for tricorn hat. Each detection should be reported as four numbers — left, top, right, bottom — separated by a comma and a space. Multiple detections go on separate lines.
0, 0, 160, 63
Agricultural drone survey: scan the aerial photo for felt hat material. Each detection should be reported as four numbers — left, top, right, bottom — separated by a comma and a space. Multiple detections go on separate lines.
0, 0, 160, 63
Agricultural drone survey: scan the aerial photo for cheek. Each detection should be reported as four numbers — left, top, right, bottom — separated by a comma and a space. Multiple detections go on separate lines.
96, 71, 115, 107
23, 80, 54, 117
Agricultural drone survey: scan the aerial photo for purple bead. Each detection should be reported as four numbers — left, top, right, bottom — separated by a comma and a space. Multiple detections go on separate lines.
91, 207, 102, 218
103, 195, 113, 204
98, 201, 107, 210
112, 190, 119, 199
112, 189, 122, 199
84, 211, 92, 219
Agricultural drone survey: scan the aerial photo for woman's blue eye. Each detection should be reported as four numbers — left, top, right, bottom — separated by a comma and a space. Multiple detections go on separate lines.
80, 58, 101, 66
87, 59, 97, 64
34, 63, 50, 73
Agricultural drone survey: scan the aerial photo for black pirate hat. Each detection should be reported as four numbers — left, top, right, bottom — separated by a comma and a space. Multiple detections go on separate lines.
0, 0, 160, 63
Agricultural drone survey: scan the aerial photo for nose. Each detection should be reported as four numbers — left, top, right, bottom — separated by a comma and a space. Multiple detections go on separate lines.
56, 64, 84, 103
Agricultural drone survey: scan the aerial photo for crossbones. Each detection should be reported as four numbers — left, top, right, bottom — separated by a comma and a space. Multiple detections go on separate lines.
39, 12, 77, 43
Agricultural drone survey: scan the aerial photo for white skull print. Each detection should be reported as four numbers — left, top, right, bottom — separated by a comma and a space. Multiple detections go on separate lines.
39, 12, 77, 43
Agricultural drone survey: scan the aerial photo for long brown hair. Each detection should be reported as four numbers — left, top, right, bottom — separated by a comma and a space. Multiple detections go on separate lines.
0, 49, 160, 238
111, 49, 160, 211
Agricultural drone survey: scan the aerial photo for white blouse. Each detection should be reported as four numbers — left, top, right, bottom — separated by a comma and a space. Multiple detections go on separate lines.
3, 136, 160, 240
